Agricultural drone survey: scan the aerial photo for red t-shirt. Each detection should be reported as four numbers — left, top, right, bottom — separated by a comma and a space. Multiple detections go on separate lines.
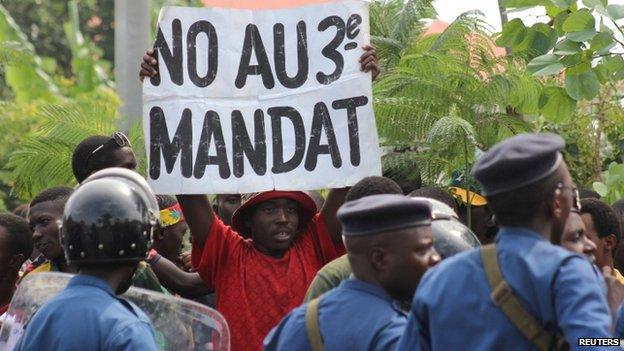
192, 214, 345, 351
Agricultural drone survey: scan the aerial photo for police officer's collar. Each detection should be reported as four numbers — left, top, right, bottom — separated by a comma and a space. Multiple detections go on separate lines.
496, 227, 547, 242
340, 279, 395, 303
68, 274, 115, 296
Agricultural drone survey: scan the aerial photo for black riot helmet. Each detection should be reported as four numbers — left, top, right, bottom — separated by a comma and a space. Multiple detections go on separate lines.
415, 197, 481, 258
61, 171, 159, 266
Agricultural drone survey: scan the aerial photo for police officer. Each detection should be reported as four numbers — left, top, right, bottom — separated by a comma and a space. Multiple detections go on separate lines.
15, 169, 159, 351
397, 133, 615, 350
264, 194, 440, 351
304, 198, 479, 302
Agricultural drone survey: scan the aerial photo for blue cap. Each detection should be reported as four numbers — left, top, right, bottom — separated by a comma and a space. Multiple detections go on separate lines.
338, 194, 432, 236
471, 133, 565, 196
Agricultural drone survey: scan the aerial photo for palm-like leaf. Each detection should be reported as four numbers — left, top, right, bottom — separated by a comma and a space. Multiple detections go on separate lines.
373, 10, 538, 185
5, 97, 145, 199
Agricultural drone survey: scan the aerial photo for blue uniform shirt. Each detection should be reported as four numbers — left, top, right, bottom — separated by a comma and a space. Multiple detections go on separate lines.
397, 227, 615, 351
15, 274, 158, 351
264, 279, 407, 351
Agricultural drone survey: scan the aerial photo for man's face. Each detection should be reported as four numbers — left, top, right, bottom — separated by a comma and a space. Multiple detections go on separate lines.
581, 212, 609, 269
248, 198, 299, 256
551, 164, 574, 240
561, 212, 596, 264
157, 221, 188, 262
383, 226, 441, 302
215, 194, 241, 226
29, 200, 64, 260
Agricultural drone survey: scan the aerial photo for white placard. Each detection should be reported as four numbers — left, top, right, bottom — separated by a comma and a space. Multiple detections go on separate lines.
143, 1, 381, 194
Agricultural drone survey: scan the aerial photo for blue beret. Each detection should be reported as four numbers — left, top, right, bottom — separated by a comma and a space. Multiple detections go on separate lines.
471, 133, 565, 196
338, 194, 431, 236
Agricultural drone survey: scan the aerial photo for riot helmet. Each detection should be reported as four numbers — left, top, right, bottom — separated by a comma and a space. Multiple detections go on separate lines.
415, 197, 481, 258
61, 176, 158, 265
83, 167, 159, 216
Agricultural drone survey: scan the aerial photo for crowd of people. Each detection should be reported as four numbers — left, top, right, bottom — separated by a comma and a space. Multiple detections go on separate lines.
0, 44, 624, 351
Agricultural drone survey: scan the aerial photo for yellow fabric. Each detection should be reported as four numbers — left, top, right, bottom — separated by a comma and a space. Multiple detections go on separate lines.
614, 268, 624, 285
29, 261, 52, 274
448, 187, 487, 206
160, 205, 184, 227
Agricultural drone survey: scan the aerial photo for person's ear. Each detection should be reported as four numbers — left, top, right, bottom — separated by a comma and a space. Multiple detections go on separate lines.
370, 246, 389, 272
551, 188, 563, 219
604, 234, 618, 253
8, 254, 25, 270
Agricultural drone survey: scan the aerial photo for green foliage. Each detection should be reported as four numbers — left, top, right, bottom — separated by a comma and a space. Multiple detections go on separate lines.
6, 94, 147, 199
374, 10, 535, 184
370, 0, 436, 72
0, 4, 59, 102
500, 0, 624, 106
0, 2, 130, 208
0, 0, 114, 77
593, 162, 624, 204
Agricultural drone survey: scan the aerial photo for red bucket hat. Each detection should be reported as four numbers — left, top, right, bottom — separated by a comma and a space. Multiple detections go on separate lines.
231, 191, 318, 237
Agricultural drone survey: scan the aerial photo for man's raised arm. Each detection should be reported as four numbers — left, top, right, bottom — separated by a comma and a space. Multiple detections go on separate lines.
321, 188, 349, 244
176, 195, 214, 250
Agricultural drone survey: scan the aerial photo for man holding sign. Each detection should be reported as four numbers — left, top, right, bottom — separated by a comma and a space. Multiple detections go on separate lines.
140, 1, 380, 349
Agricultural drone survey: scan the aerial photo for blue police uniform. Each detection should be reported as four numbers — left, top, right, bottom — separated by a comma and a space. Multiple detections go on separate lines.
396, 227, 615, 351
615, 305, 624, 338
15, 274, 158, 351
264, 278, 408, 351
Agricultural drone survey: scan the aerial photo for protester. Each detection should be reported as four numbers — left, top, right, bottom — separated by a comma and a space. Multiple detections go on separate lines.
0, 214, 32, 317
154, 195, 188, 264
140, 42, 380, 351
148, 195, 212, 300
15, 175, 159, 351
304, 176, 403, 301
25, 184, 165, 295
397, 133, 615, 350
553, 210, 597, 264
580, 198, 623, 283
264, 195, 439, 350
212, 194, 242, 227
27, 187, 76, 275
71, 132, 137, 183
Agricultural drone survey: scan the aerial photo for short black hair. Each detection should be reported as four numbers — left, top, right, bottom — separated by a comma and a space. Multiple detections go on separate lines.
486, 167, 563, 226
72, 135, 110, 183
72, 134, 134, 184
580, 198, 621, 243
156, 195, 178, 210
409, 187, 457, 211
30, 186, 74, 208
579, 188, 601, 200
346, 176, 403, 202
0, 213, 33, 259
